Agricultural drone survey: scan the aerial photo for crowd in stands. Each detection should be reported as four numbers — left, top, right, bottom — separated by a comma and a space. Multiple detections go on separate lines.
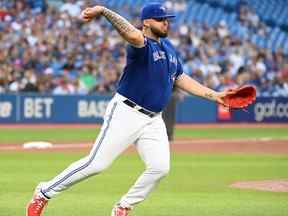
0, 0, 287, 96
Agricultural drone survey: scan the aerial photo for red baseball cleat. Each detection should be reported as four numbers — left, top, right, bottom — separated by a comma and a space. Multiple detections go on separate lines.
111, 205, 131, 216
26, 194, 48, 216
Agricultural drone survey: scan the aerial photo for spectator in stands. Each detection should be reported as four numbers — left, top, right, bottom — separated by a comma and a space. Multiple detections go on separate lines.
60, 0, 82, 17
0, 0, 287, 97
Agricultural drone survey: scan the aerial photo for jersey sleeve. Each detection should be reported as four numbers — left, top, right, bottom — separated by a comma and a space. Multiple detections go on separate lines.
175, 55, 184, 80
126, 38, 148, 60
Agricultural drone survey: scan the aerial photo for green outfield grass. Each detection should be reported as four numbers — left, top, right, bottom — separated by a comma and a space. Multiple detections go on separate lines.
0, 127, 287, 215
0, 127, 287, 143
0, 152, 288, 216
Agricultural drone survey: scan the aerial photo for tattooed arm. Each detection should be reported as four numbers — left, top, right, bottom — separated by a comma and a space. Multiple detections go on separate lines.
80, 6, 145, 47
102, 8, 145, 47
175, 73, 230, 105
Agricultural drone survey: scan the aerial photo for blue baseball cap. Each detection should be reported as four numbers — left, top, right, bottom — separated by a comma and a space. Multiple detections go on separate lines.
141, 3, 176, 21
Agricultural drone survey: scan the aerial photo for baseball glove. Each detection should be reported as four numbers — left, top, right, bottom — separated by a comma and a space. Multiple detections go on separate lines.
223, 85, 257, 109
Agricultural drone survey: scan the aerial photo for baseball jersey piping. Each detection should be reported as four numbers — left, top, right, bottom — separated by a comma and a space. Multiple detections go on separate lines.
41, 102, 118, 196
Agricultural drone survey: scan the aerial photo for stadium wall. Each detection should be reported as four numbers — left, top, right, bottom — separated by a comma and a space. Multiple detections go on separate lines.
0, 94, 287, 123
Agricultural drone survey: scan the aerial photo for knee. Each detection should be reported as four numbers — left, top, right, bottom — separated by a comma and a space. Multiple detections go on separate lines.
82, 160, 111, 177
91, 161, 111, 173
149, 163, 170, 178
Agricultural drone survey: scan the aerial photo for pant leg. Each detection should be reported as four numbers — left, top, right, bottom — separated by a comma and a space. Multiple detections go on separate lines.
118, 115, 170, 208
40, 98, 147, 199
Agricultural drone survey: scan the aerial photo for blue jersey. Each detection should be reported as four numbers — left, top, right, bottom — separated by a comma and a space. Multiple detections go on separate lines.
117, 37, 183, 112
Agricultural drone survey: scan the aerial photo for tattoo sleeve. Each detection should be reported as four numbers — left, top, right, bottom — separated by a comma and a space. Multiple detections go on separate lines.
102, 8, 139, 41
204, 92, 216, 101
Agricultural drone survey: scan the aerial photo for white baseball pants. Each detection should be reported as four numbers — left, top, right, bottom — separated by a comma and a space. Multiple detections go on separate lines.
40, 93, 170, 208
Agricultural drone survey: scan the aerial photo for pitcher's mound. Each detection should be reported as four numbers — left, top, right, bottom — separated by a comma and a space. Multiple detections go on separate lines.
230, 180, 288, 192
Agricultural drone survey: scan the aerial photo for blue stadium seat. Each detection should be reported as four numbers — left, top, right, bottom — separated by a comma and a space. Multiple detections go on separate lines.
187, 4, 202, 24
274, 31, 286, 50
283, 38, 288, 54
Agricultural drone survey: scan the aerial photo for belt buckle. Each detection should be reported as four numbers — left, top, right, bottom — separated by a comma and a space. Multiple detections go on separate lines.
134, 105, 142, 110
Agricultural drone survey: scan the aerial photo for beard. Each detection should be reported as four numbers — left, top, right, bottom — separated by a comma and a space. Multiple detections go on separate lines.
150, 26, 168, 38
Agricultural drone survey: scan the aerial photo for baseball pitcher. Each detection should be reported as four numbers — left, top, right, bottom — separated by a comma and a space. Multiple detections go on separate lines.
26, 3, 232, 216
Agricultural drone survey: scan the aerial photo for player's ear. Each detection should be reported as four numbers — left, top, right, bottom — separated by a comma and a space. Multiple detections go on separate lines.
143, 19, 150, 28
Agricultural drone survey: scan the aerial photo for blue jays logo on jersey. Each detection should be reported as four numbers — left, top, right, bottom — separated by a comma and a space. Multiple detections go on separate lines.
169, 54, 177, 65
153, 51, 166, 61
169, 55, 178, 82
153, 51, 177, 65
